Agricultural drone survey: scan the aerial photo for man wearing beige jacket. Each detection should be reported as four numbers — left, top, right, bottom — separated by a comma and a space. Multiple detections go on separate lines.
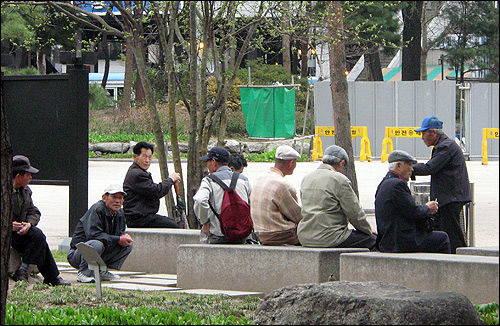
298, 145, 376, 249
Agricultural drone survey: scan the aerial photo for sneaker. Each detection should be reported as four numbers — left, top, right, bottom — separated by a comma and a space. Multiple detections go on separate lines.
43, 276, 71, 286
77, 271, 95, 283
99, 270, 120, 281
14, 269, 29, 282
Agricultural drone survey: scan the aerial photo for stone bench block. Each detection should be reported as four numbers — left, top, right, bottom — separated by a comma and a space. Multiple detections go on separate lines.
340, 252, 499, 305
120, 228, 201, 274
456, 246, 499, 257
177, 244, 368, 294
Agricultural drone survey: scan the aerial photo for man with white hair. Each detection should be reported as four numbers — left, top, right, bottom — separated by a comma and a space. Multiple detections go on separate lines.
374, 150, 451, 253
298, 145, 376, 249
250, 145, 303, 245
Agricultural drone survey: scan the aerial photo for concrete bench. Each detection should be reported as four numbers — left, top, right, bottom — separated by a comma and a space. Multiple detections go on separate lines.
120, 228, 201, 274
177, 244, 369, 294
339, 252, 499, 305
456, 246, 499, 257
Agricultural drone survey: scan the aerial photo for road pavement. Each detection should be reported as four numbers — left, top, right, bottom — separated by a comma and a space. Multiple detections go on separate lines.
31, 159, 499, 250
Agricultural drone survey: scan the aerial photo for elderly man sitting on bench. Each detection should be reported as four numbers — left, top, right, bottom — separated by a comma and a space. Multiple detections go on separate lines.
67, 184, 133, 283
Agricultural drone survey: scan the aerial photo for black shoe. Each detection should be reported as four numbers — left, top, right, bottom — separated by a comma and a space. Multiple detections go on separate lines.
14, 269, 29, 282
43, 276, 71, 286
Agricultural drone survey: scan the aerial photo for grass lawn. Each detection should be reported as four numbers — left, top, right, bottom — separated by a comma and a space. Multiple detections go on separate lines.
5, 250, 261, 325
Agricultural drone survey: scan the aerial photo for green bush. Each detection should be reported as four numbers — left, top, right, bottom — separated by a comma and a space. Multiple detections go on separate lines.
89, 83, 116, 110
1, 66, 39, 75
476, 302, 499, 325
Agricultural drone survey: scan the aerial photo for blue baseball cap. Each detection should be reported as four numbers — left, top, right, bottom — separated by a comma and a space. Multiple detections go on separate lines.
415, 116, 443, 132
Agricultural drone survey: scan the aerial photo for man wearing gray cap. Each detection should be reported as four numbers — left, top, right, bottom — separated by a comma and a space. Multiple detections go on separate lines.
298, 145, 376, 249
412, 115, 471, 253
374, 150, 450, 253
250, 145, 303, 245
68, 184, 133, 283
11, 155, 71, 286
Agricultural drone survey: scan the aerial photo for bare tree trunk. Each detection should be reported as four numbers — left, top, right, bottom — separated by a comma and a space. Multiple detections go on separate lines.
365, 49, 384, 81
37, 51, 46, 74
1, 88, 13, 325
282, 1, 291, 74
327, 1, 359, 196
130, 28, 175, 218
120, 1, 134, 112
402, 1, 423, 81
100, 31, 110, 89
186, 1, 201, 229
154, 1, 186, 226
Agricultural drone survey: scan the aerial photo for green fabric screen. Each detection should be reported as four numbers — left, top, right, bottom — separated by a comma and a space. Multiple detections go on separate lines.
240, 86, 296, 139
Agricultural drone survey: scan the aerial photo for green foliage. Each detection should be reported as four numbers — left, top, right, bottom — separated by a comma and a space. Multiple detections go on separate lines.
476, 302, 499, 325
50, 250, 67, 262
237, 58, 293, 85
440, 1, 499, 82
5, 304, 254, 325
89, 132, 159, 143
89, 84, 116, 110
6, 281, 262, 325
1, 67, 39, 75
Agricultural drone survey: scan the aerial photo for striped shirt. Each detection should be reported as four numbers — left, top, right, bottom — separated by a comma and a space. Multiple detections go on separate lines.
250, 167, 302, 234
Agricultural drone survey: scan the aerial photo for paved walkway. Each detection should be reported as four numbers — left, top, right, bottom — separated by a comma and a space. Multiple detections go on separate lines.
32, 159, 499, 250
9, 262, 263, 297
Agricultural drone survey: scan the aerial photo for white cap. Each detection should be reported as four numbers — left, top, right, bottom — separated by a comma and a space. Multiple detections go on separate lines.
275, 145, 301, 160
104, 184, 126, 195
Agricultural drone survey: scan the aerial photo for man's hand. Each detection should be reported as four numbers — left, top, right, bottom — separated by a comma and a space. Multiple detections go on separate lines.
426, 200, 439, 214
201, 223, 211, 237
13, 222, 31, 235
119, 233, 133, 247
169, 172, 181, 184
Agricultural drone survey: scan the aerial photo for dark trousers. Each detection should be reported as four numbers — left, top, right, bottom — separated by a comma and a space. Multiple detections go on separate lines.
67, 239, 133, 273
126, 214, 179, 228
11, 226, 59, 281
435, 202, 467, 254
207, 234, 246, 244
417, 231, 451, 254
337, 230, 377, 250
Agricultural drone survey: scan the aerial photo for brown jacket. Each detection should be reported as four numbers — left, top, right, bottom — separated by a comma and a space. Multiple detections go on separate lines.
12, 186, 41, 227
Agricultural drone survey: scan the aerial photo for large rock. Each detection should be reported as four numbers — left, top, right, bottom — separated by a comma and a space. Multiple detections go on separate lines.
254, 281, 485, 325
92, 142, 130, 153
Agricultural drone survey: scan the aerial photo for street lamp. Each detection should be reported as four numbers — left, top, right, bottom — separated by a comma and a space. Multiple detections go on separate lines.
438, 54, 444, 80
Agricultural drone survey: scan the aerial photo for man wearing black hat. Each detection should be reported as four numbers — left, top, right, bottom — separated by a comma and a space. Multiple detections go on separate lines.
11, 155, 71, 285
374, 150, 451, 253
413, 116, 471, 253
193, 147, 252, 244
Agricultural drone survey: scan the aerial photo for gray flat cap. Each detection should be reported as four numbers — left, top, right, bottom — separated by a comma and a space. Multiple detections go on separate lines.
275, 145, 300, 160
323, 145, 349, 164
388, 150, 417, 164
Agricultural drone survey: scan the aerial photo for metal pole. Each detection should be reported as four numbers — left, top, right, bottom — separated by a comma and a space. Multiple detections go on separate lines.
300, 78, 311, 156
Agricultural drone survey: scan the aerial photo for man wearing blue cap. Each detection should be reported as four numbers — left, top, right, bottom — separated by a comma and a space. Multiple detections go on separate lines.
413, 116, 471, 253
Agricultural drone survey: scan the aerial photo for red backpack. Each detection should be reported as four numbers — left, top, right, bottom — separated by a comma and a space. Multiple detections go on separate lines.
208, 172, 253, 241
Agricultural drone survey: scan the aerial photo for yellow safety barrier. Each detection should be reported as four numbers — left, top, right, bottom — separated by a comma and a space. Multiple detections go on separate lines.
482, 128, 499, 165
381, 127, 422, 162
312, 126, 372, 162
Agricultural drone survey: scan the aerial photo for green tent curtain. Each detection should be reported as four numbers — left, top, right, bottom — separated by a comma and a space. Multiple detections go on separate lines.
240, 87, 296, 139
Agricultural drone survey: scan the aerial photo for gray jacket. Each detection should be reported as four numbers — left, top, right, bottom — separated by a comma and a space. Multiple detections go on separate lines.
193, 166, 251, 239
